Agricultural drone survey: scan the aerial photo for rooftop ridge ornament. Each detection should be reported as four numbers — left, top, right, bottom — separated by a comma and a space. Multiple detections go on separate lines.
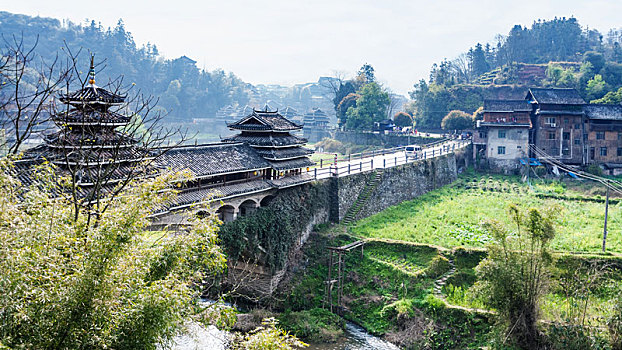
88, 55, 96, 86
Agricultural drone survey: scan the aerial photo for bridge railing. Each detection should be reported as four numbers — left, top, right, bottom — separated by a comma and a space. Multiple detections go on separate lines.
311, 139, 470, 179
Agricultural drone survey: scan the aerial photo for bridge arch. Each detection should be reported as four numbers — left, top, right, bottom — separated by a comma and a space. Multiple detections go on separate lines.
260, 195, 275, 207
239, 199, 259, 217
216, 204, 236, 222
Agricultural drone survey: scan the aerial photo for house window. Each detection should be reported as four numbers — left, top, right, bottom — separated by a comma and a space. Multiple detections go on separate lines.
545, 117, 556, 125
564, 118, 569, 124
517, 145, 522, 149
498, 130, 506, 138
548, 132, 556, 140
574, 139, 581, 145
597, 132, 605, 140
575, 123, 581, 129
478, 132, 486, 139
618, 147, 622, 157
590, 147, 595, 159
498, 146, 506, 155
562, 149, 570, 156
601, 147, 608, 157
563, 132, 570, 140
517, 130, 522, 134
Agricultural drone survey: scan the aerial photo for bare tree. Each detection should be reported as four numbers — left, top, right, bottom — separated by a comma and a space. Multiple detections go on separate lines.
16, 45, 194, 225
0, 34, 70, 154
451, 53, 472, 84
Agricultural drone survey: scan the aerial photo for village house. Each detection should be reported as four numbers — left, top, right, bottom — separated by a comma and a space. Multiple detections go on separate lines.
475, 87, 622, 172
525, 88, 586, 164
474, 100, 532, 170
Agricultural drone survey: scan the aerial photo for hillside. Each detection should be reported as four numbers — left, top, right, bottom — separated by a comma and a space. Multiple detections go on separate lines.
408, 17, 622, 129
0, 11, 336, 127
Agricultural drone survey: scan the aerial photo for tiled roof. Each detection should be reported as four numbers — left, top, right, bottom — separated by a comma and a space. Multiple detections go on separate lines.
268, 173, 314, 188
527, 88, 585, 105
169, 179, 272, 210
158, 143, 270, 177
60, 85, 126, 105
483, 99, 532, 112
44, 131, 137, 147
221, 134, 307, 147
228, 110, 303, 131
268, 157, 315, 171
254, 147, 313, 160
53, 108, 130, 124
584, 104, 622, 120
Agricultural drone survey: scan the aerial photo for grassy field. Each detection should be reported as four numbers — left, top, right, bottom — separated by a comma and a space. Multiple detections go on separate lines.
280, 231, 491, 349
351, 171, 622, 254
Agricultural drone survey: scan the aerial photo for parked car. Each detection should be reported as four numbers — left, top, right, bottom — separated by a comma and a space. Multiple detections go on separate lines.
405, 145, 422, 159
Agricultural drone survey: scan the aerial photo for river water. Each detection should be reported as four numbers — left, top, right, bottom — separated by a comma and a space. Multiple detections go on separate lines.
169, 320, 398, 350
306, 322, 399, 350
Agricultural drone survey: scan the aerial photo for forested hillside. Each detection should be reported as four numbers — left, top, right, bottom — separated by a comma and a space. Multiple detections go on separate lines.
0, 11, 251, 121
409, 17, 622, 129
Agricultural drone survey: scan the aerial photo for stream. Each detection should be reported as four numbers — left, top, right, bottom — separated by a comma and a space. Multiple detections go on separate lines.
306, 322, 400, 350
169, 320, 398, 350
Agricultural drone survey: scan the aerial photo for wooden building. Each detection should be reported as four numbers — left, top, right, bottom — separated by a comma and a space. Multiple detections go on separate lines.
222, 109, 314, 179
526, 88, 586, 164
584, 104, 622, 169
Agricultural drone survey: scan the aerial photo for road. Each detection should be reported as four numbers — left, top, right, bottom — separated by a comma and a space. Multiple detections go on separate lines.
311, 139, 469, 180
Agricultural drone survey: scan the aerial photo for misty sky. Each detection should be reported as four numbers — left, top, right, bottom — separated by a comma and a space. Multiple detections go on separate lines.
4, 0, 622, 95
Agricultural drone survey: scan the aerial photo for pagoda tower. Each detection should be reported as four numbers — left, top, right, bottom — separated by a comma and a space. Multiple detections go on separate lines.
222, 108, 314, 178
44, 56, 145, 193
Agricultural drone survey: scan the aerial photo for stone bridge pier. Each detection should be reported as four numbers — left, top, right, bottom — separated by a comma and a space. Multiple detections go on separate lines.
149, 189, 278, 229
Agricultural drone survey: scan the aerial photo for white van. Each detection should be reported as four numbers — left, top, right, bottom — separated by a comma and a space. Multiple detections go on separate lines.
405, 145, 422, 159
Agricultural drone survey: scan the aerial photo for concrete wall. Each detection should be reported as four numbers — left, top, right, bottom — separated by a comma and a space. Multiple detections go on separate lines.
223, 154, 459, 294
486, 127, 528, 170
332, 154, 457, 221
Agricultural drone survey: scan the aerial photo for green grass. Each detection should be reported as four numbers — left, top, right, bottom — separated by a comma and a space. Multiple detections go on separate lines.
280, 229, 491, 348
351, 173, 622, 254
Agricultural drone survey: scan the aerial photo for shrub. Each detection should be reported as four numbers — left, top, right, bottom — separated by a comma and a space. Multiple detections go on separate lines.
475, 205, 557, 349
278, 308, 345, 343
425, 255, 451, 278
587, 164, 604, 176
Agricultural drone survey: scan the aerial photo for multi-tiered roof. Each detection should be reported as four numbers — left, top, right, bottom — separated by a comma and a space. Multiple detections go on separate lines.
222, 109, 314, 172
47, 57, 148, 170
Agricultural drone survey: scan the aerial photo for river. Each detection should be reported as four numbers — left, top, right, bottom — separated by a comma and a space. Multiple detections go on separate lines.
169, 320, 398, 350
307, 322, 399, 350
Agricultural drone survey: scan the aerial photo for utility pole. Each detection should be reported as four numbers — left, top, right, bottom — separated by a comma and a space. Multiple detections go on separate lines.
603, 181, 610, 253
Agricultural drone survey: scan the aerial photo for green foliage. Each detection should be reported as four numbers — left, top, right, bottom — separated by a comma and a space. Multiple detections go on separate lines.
592, 86, 622, 104
0, 160, 227, 349
232, 318, 308, 350
352, 173, 622, 253
219, 184, 329, 272
587, 74, 608, 101
425, 255, 451, 278
609, 292, 622, 349
278, 308, 345, 343
0, 12, 250, 121
336, 93, 359, 126
441, 110, 473, 131
585, 51, 607, 73
587, 164, 604, 176
475, 205, 556, 349
393, 111, 412, 128
345, 82, 390, 130
547, 324, 611, 350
